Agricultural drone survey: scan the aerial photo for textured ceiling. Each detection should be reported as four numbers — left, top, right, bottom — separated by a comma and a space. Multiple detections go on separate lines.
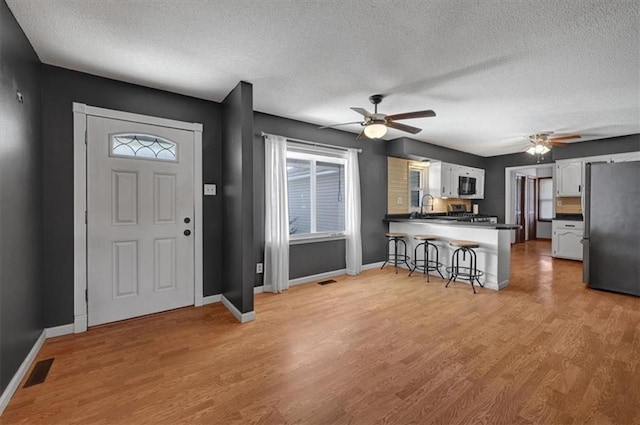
7, 0, 640, 156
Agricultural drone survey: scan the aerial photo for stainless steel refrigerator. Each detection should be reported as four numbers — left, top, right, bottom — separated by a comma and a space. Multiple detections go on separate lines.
583, 161, 640, 296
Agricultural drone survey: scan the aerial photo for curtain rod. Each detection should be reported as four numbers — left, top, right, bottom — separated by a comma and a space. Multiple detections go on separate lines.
261, 132, 362, 153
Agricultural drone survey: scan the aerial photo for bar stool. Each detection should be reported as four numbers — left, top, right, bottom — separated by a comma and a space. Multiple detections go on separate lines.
381, 232, 411, 274
409, 235, 445, 282
445, 240, 485, 294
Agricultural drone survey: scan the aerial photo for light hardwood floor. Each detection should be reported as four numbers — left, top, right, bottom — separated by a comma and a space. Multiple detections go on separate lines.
2, 240, 639, 424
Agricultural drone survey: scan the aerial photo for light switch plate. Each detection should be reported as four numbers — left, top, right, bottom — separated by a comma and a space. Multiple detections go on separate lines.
396, 197, 403, 205
204, 184, 216, 196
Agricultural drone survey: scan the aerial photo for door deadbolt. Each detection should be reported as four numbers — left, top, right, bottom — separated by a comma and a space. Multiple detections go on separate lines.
184, 230, 191, 236
184, 217, 191, 223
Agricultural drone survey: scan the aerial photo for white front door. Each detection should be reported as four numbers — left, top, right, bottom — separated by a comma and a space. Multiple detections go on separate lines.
87, 116, 195, 326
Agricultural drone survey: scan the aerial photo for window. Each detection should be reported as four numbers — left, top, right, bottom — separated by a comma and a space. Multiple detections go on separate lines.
408, 166, 425, 209
538, 177, 553, 221
286, 148, 345, 239
111, 134, 177, 161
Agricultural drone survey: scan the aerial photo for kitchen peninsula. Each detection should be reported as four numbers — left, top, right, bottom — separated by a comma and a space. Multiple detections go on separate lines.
385, 217, 520, 290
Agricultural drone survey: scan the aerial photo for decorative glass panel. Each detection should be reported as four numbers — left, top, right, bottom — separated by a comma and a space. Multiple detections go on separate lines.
111, 134, 177, 161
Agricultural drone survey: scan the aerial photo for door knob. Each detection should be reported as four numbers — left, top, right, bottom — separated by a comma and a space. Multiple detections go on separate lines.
184, 230, 191, 236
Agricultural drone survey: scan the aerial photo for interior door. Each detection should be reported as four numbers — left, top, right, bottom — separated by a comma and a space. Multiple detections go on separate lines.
526, 177, 537, 240
514, 175, 526, 243
87, 116, 195, 326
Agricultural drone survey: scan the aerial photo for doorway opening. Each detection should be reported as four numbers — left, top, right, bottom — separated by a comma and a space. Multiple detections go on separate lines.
505, 164, 553, 244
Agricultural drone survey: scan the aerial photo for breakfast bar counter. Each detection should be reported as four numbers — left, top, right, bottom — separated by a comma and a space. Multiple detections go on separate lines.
385, 218, 519, 290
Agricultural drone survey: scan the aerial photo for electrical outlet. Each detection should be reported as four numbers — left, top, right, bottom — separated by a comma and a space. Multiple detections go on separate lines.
204, 184, 216, 196
256, 263, 263, 274
396, 197, 403, 205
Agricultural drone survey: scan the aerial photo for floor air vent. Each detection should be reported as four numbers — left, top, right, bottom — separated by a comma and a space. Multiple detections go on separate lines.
23, 358, 54, 388
318, 279, 337, 286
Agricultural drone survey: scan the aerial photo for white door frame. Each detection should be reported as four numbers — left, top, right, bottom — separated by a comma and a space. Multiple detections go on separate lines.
72, 103, 204, 333
504, 163, 553, 226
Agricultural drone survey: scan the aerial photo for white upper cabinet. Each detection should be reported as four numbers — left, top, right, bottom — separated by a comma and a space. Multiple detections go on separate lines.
555, 161, 582, 196
474, 168, 485, 199
428, 162, 456, 198
429, 162, 484, 199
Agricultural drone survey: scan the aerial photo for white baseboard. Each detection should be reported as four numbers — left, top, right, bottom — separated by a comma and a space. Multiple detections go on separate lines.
362, 261, 385, 270
73, 315, 87, 334
289, 269, 347, 287
221, 295, 255, 323
0, 330, 46, 415
202, 294, 222, 305
45, 324, 74, 338
254, 286, 264, 294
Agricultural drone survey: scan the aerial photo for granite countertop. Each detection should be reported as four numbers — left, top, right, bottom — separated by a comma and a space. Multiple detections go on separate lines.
553, 214, 584, 221
384, 218, 520, 230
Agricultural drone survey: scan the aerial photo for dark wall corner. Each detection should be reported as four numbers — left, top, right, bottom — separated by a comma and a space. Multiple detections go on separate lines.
0, 0, 44, 393
221, 81, 255, 314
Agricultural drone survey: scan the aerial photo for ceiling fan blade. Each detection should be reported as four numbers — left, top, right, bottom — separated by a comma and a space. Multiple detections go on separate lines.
350, 107, 373, 118
318, 121, 363, 129
548, 141, 571, 146
386, 110, 436, 121
387, 121, 422, 135
549, 135, 581, 141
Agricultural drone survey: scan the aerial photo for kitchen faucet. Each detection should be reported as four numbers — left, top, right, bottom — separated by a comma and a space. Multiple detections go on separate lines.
420, 194, 434, 216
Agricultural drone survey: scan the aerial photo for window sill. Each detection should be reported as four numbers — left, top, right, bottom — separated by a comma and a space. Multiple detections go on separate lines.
289, 233, 346, 245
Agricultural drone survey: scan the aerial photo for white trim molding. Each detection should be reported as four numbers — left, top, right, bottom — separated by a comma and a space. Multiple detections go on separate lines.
221, 295, 256, 323
288, 269, 347, 287
45, 324, 75, 339
362, 261, 385, 270
72, 103, 204, 331
202, 294, 222, 305
0, 331, 46, 415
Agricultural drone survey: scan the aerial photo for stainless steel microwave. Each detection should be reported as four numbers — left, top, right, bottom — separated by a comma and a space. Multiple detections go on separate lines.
458, 176, 477, 196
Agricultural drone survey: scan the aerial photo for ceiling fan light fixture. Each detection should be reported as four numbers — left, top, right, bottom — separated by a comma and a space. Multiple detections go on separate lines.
363, 122, 387, 139
526, 146, 536, 155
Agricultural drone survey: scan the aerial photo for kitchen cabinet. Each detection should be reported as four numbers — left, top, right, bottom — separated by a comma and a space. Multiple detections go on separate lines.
555, 161, 582, 196
473, 168, 485, 199
428, 162, 458, 198
429, 162, 485, 199
552, 220, 583, 261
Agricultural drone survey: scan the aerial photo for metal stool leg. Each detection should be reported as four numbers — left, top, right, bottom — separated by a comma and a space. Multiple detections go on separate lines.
393, 237, 399, 274
433, 242, 445, 279
381, 238, 392, 269
424, 241, 430, 282
401, 239, 411, 271
409, 241, 422, 277
446, 247, 459, 287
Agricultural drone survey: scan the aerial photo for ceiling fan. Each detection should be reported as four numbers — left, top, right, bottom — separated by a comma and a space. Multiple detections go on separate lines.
525, 132, 581, 155
319, 94, 436, 139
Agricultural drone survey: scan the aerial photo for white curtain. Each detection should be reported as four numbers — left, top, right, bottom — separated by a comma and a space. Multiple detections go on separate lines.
345, 148, 362, 275
264, 134, 289, 293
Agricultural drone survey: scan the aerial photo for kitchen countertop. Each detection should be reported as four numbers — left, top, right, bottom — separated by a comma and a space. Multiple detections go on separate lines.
384, 218, 520, 230
553, 214, 584, 221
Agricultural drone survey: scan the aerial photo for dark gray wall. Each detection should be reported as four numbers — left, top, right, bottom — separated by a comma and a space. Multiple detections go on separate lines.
221, 82, 254, 314
387, 137, 486, 168
253, 113, 389, 281
552, 134, 639, 161
0, 0, 44, 393
40, 65, 223, 327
